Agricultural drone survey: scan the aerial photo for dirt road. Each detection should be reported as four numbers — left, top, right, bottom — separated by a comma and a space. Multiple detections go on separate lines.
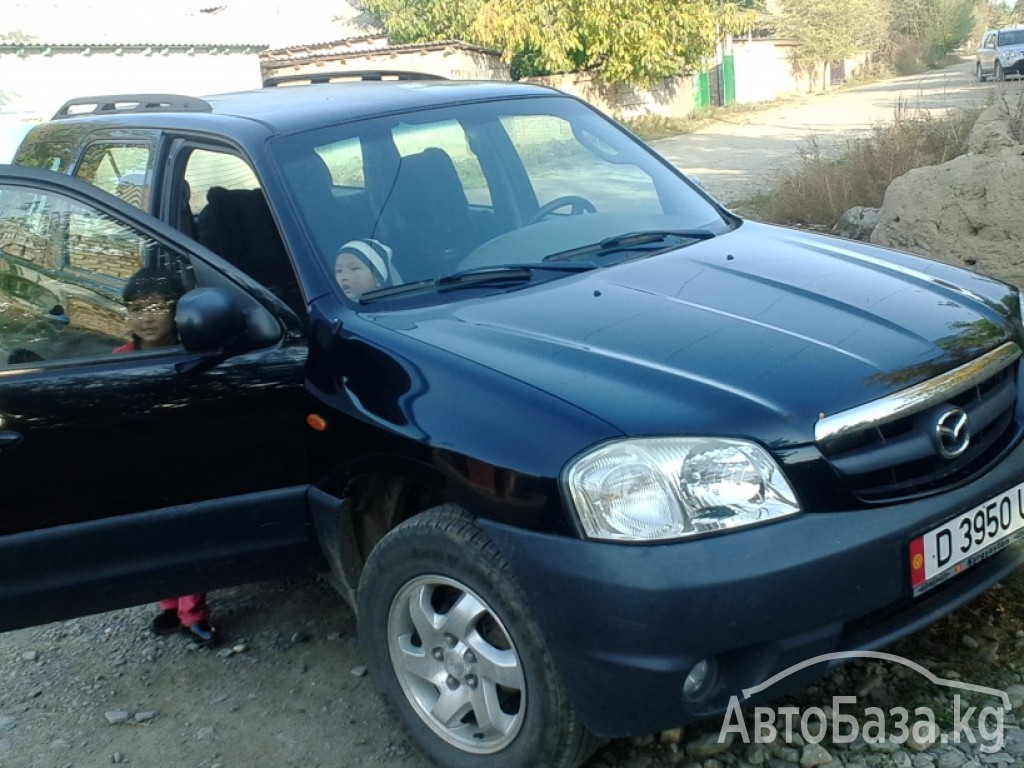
652, 60, 990, 206
0, 61, 1007, 768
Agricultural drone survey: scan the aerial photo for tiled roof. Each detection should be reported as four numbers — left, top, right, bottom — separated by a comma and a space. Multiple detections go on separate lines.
262, 37, 502, 62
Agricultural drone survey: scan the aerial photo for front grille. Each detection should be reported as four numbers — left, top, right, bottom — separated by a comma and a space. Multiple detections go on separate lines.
815, 343, 1021, 502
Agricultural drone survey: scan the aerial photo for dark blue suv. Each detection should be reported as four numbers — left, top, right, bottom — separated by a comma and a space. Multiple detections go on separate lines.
4, 80, 1024, 768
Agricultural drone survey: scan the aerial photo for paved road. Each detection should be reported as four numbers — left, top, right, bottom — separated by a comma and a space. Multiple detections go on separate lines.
652, 60, 999, 206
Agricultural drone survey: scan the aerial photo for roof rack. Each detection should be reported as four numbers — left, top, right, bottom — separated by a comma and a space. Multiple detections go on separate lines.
52, 94, 213, 120
262, 70, 447, 87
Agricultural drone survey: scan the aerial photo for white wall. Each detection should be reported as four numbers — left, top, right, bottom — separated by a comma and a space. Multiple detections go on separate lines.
0, 48, 264, 118
523, 72, 699, 121
0, 115, 37, 163
732, 39, 872, 103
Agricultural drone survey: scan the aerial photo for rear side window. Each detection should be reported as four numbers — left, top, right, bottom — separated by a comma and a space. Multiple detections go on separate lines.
76, 143, 153, 211
317, 136, 365, 191
12, 139, 74, 173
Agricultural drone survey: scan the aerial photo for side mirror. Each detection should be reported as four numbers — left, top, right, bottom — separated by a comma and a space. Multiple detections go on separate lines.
175, 287, 248, 353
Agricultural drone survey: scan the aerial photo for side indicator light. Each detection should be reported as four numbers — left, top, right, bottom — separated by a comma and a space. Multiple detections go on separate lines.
306, 413, 328, 432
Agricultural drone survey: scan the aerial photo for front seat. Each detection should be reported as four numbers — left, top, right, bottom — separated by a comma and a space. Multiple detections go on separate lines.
376, 148, 474, 282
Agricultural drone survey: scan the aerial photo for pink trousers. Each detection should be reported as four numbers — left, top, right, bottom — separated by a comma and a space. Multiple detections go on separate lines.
158, 593, 208, 626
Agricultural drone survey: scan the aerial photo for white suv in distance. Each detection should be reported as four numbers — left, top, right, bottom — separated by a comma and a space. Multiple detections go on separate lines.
977, 27, 1024, 81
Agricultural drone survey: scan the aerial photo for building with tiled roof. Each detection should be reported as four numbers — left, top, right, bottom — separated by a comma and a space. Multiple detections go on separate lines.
260, 35, 507, 85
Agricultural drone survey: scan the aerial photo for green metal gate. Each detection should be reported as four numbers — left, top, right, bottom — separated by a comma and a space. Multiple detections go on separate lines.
722, 54, 736, 106
696, 70, 711, 110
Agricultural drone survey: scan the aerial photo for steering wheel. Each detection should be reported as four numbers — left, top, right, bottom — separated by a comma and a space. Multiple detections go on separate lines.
527, 195, 597, 225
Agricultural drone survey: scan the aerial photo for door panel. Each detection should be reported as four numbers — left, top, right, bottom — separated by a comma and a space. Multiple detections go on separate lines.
0, 167, 310, 539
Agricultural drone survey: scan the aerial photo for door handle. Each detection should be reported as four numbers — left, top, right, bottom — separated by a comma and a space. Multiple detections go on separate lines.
0, 430, 24, 447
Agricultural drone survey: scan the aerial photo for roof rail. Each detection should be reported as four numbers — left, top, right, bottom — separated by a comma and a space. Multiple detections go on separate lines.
52, 94, 213, 120
262, 70, 447, 87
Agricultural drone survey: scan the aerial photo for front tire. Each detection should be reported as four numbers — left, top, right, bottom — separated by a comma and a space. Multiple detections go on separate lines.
996, 62, 1005, 81
358, 505, 599, 768
978, 63, 988, 82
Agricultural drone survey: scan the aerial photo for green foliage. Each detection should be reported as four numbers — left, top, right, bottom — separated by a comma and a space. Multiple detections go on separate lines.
776, 0, 889, 65
889, 0, 976, 59
361, 0, 482, 42
362, 0, 756, 86
996, 0, 1024, 26
775, 0, 977, 78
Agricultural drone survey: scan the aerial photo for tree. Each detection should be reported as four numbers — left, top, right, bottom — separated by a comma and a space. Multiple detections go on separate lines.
1002, 0, 1024, 24
889, 0, 976, 58
360, 0, 756, 86
777, 0, 889, 63
775, 0, 889, 86
359, 0, 482, 43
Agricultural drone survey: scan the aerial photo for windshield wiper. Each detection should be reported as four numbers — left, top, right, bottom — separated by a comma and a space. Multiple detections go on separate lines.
436, 263, 594, 290
359, 263, 595, 303
543, 229, 715, 262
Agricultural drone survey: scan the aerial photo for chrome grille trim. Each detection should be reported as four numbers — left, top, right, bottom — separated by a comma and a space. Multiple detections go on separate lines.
815, 342, 1022, 446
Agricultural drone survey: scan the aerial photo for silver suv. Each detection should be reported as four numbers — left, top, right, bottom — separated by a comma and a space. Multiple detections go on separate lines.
977, 27, 1024, 81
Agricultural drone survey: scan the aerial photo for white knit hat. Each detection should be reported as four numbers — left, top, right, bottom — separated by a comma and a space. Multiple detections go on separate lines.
336, 238, 393, 286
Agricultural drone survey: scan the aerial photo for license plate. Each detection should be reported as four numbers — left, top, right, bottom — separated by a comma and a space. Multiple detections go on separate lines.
910, 480, 1024, 595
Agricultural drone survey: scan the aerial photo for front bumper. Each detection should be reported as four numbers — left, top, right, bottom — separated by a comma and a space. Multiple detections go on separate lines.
479, 438, 1024, 738
1000, 56, 1024, 75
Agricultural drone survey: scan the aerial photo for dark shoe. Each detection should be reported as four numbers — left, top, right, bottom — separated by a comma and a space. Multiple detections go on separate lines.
185, 619, 221, 647
151, 609, 181, 635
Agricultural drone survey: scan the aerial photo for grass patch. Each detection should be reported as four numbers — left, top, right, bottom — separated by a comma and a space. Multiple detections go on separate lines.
623, 100, 791, 142
739, 100, 981, 231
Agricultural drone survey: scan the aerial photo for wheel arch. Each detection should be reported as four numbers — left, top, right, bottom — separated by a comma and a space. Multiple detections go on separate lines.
309, 445, 569, 609
309, 456, 446, 609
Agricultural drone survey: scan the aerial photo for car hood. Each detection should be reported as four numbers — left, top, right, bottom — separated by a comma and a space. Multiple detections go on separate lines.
376, 222, 1020, 446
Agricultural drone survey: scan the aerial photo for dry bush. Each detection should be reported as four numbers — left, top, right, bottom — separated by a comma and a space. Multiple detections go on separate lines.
993, 85, 1024, 143
744, 101, 980, 231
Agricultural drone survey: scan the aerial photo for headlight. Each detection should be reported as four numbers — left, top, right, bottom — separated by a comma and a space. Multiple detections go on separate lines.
564, 437, 801, 542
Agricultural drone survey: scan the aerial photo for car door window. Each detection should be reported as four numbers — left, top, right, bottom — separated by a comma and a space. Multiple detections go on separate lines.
183, 147, 301, 311
0, 181, 193, 365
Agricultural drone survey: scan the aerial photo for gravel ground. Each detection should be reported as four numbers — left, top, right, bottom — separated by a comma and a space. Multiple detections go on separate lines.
3, 571, 1024, 768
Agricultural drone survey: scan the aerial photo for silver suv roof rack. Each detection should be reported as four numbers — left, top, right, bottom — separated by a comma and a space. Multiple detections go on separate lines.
262, 70, 447, 87
53, 94, 213, 120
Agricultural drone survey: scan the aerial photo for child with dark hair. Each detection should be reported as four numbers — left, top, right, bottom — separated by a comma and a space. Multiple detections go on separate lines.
114, 267, 186, 352
114, 267, 221, 647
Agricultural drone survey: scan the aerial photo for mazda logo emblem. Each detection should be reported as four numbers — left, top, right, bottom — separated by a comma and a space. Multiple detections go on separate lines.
934, 407, 970, 459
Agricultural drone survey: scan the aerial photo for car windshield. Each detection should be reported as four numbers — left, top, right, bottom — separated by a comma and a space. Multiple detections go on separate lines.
998, 29, 1024, 46
272, 95, 730, 304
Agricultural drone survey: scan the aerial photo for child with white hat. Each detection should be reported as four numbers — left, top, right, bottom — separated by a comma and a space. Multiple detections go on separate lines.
334, 238, 393, 301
